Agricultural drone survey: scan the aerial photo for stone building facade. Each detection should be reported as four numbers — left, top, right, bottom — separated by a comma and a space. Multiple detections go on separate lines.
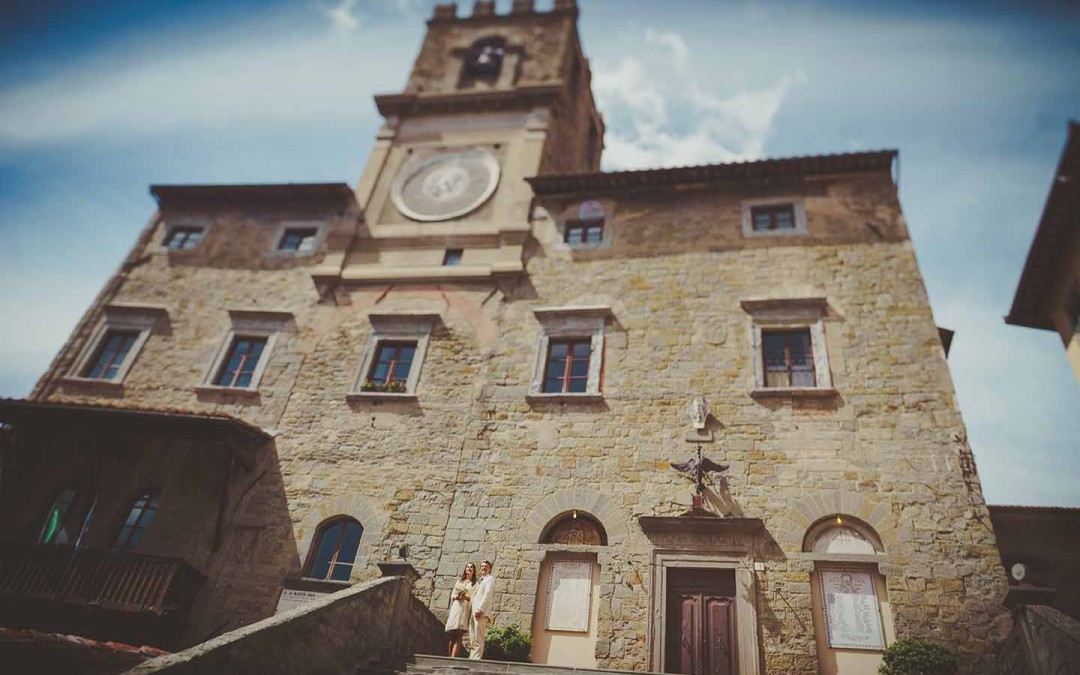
1, 1, 1009, 673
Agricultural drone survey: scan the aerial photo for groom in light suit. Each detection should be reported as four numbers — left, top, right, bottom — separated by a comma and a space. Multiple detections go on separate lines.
469, 560, 496, 659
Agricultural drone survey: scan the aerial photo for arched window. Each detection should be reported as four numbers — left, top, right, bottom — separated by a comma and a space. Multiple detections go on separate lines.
533, 510, 606, 666
803, 515, 884, 554
540, 510, 607, 545
804, 515, 892, 674
115, 491, 161, 551
462, 36, 506, 82
38, 488, 79, 545
306, 517, 363, 582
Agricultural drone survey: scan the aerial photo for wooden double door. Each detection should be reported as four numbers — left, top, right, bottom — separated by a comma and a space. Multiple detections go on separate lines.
665, 569, 737, 675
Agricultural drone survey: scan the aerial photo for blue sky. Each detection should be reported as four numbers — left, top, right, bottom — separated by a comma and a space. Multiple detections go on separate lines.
1, 0, 1077, 506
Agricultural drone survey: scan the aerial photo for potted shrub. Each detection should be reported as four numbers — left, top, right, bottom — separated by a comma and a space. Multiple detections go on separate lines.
482, 624, 531, 663
879, 638, 958, 675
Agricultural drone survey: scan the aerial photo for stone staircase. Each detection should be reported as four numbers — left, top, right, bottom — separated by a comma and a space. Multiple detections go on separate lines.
395, 654, 662, 675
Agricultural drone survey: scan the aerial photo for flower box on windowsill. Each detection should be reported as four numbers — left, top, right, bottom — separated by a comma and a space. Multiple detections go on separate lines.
750, 387, 839, 399
359, 380, 408, 394
526, 392, 605, 404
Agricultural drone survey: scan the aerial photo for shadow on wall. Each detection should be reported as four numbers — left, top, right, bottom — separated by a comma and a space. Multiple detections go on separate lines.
183, 441, 301, 646
126, 573, 443, 675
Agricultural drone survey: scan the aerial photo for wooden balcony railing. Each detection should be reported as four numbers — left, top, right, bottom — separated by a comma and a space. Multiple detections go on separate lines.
0, 543, 205, 616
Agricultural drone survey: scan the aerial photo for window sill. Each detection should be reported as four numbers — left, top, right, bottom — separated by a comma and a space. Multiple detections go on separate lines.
741, 228, 809, 238
751, 387, 838, 399
282, 576, 353, 593
195, 384, 260, 397
59, 376, 124, 393
526, 393, 604, 403
346, 391, 418, 402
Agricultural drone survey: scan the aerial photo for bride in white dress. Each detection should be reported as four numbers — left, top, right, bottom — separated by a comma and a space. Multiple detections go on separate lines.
445, 562, 476, 658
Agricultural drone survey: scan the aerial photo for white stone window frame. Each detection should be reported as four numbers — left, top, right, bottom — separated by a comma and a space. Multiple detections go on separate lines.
527, 306, 611, 402
556, 200, 612, 252
347, 313, 438, 401
67, 303, 168, 387
198, 309, 293, 394
160, 220, 210, 252
741, 298, 835, 397
268, 220, 326, 258
740, 197, 808, 238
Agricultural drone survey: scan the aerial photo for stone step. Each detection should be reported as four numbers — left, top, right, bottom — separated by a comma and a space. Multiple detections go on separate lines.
401, 654, 664, 675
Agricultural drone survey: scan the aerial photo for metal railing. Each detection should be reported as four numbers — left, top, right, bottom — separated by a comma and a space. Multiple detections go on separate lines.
0, 543, 204, 615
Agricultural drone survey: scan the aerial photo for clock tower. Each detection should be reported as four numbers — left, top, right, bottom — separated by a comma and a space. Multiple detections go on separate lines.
313, 0, 603, 289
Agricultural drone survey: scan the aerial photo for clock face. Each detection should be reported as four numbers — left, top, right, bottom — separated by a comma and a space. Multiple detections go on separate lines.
391, 148, 501, 222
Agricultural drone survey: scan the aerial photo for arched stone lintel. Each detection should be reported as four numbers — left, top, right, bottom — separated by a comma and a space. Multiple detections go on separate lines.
294, 494, 388, 568
777, 490, 897, 552
523, 488, 627, 546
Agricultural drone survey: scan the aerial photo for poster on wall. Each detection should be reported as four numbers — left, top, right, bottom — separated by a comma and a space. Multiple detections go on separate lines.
820, 569, 886, 650
545, 560, 593, 632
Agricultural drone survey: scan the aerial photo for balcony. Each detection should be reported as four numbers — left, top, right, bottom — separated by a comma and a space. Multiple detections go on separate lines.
0, 543, 205, 648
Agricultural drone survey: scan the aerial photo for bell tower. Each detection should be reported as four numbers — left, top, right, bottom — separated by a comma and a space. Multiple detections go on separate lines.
313, 0, 603, 288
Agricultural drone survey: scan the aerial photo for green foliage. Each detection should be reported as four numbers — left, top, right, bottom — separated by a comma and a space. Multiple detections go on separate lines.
879, 638, 958, 675
482, 624, 532, 663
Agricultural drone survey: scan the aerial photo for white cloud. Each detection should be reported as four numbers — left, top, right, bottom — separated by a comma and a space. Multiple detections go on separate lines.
324, 0, 361, 33
594, 27, 806, 170
0, 7, 413, 147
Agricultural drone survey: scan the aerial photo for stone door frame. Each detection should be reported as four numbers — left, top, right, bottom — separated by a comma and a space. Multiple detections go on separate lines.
648, 553, 761, 675
639, 515, 765, 675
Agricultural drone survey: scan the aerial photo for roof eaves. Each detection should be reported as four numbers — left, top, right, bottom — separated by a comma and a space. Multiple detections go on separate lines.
1006, 121, 1080, 331
526, 150, 898, 196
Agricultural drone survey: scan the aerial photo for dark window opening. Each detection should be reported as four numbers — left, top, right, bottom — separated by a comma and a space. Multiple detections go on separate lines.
543, 338, 592, 393
278, 227, 319, 254
114, 491, 161, 551
307, 517, 363, 582
443, 249, 463, 266
461, 36, 506, 84
366, 341, 416, 388
38, 489, 79, 545
82, 330, 139, 380
214, 336, 267, 388
751, 204, 796, 231
763, 329, 815, 387
565, 219, 604, 247
165, 226, 205, 251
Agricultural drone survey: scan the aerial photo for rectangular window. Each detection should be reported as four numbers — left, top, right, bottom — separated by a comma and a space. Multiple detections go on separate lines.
81, 330, 139, 380
763, 329, 815, 387
443, 249, 463, 266
543, 338, 592, 393
751, 204, 796, 232
366, 341, 416, 389
164, 226, 204, 250
214, 336, 267, 388
278, 227, 319, 254
565, 219, 604, 247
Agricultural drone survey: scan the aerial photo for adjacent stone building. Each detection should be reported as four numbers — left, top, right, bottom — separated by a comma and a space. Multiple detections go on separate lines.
1006, 120, 1080, 381
0, 1, 1009, 673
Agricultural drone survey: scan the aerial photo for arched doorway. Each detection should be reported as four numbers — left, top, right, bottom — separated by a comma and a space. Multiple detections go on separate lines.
805, 515, 895, 675
531, 510, 606, 667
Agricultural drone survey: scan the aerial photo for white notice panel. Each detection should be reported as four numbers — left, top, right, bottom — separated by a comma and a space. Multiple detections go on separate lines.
275, 588, 324, 615
820, 570, 886, 650
545, 560, 593, 632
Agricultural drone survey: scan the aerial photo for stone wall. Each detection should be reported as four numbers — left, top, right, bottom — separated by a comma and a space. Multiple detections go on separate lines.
124, 575, 443, 675
28, 165, 1011, 672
